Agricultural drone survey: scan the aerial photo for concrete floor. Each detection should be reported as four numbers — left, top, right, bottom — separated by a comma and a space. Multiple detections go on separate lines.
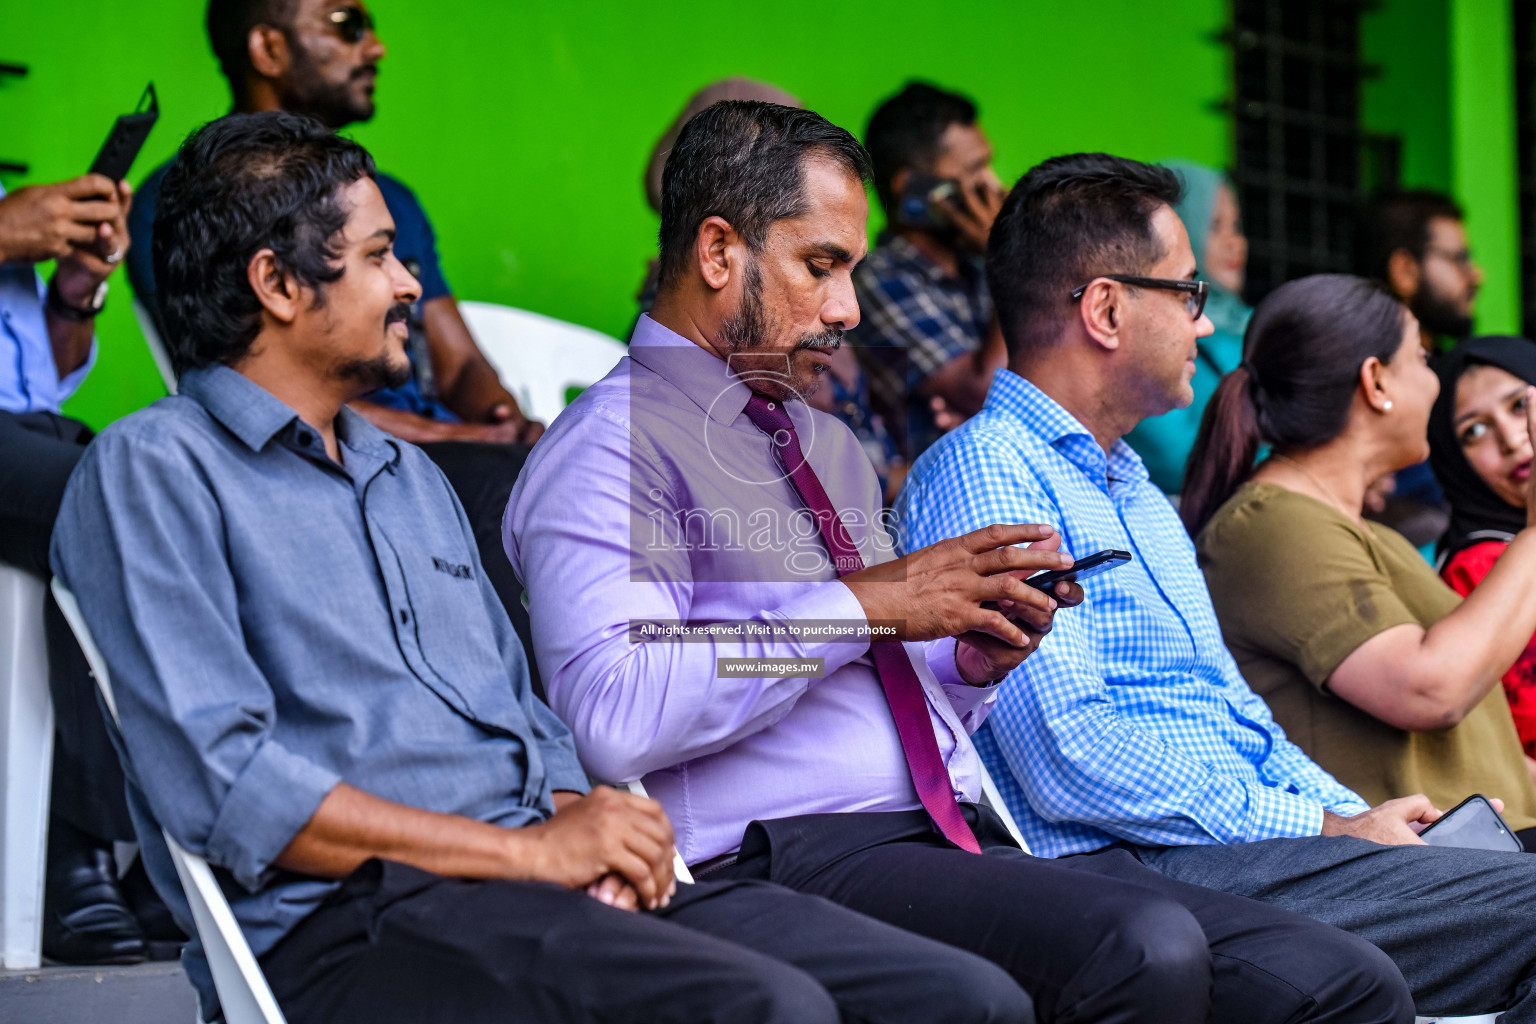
0, 962, 196, 1024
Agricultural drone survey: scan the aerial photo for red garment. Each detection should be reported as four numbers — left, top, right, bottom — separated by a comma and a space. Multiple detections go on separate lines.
1441, 540, 1536, 757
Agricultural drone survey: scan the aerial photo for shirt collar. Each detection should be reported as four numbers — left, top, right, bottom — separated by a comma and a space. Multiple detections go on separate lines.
627, 313, 754, 426
178, 364, 393, 455
982, 368, 1149, 491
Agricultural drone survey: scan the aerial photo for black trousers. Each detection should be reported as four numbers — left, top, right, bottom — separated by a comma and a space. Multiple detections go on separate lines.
707, 806, 1414, 1024
259, 859, 1035, 1024
415, 440, 542, 697
0, 410, 132, 841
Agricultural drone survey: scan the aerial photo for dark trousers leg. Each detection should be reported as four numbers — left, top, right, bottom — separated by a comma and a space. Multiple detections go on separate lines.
664, 876, 1033, 1023
415, 440, 542, 697
1136, 836, 1536, 1021
0, 411, 131, 841
260, 860, 1032, 1024
714, 808, 1411, 1024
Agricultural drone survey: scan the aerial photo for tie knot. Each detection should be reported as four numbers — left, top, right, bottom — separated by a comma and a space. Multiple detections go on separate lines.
744, 393, 797, 444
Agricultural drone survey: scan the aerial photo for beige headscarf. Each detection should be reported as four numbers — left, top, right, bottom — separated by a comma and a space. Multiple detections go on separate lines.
644, 78, 801, 212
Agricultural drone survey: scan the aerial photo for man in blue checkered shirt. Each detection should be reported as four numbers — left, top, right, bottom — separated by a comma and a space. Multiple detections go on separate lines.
900, 152, 1536, 1022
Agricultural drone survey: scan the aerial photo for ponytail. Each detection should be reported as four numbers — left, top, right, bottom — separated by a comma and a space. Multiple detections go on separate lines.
1180, 365, 1261, 537
1177, 274, 1408, 537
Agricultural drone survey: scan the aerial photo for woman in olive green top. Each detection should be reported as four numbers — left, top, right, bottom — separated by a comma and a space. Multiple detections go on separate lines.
1181, 274, 1536, 842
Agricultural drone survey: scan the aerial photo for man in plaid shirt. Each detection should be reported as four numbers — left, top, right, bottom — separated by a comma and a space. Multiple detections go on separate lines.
900, 151, 1536, 1023
852, 83, 1006, 460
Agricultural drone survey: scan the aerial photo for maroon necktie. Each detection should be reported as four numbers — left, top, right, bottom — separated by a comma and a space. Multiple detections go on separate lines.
743, 393, 981, 853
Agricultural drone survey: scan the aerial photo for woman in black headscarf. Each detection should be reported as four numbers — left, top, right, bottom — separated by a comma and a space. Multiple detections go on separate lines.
1429, 336, 1536, 758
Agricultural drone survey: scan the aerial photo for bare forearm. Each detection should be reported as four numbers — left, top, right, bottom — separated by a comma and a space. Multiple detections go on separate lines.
441, 356, 517, 422
1420, 529, 1536, 706
274, 782, 531, 880
46, 310, 95, 380
349, 400, 462, 443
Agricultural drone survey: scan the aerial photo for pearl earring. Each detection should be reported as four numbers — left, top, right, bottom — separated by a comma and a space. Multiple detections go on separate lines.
1383, 400, 1394, 411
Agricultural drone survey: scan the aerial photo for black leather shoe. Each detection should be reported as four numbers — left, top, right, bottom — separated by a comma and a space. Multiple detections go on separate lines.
122, 856, 187, 961
42, 819, 147, 966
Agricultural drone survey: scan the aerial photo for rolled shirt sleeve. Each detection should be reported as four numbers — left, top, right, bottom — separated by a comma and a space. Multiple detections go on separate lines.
51, 427, 340, 891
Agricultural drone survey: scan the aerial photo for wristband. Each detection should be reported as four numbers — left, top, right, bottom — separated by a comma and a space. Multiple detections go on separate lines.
47, 276, 107, 322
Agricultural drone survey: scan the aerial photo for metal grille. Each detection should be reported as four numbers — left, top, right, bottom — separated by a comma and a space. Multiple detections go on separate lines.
1226, 0, 1399, 302
1515, 0, 1536, 339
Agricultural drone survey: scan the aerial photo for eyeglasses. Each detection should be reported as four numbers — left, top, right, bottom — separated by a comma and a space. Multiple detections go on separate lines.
1070, 275, 1209, 320
1424, 246, 1475, 271
328, 6, 375, 44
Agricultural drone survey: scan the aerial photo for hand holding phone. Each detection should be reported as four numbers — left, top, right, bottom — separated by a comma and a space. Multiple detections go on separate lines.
1025, 549, 1132, 592
1416, 794, 1522, 852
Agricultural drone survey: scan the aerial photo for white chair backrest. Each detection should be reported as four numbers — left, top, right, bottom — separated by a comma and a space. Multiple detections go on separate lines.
625, 780, 694, 885
0, 565, 54, 970
50, 580, 286, 1024
133, 298, 177, 396
458, 301, 625, 426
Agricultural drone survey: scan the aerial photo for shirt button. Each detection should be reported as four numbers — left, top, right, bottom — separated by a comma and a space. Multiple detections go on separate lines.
399, 609, 410, 625
297, 431, 313, 446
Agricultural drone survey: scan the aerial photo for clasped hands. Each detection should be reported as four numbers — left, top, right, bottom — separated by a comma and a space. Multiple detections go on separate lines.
842, 523, 1083, 685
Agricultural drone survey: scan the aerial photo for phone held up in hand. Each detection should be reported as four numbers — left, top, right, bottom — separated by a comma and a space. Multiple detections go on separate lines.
1416, 794, 1523, 852
89, 83, 159, 183
896, 173, 963, 230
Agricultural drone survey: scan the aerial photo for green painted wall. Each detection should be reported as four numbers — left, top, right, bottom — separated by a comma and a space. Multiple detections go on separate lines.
1362, 0, 1453, 190
1361, 0, 1523, 334
4, 0, 1229, 429
1450, 0, 1523, 333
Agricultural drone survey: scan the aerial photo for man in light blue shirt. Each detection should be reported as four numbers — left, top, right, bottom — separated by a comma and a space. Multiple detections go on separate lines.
0, 172, 159, 965
900, 151, 1536, 1021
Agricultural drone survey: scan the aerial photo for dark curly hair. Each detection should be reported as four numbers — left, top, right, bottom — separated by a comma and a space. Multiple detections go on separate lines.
152, 111, 376, 375
657, 100, 871, 289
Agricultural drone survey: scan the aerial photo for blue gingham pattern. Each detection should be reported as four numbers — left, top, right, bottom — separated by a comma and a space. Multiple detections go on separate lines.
897, 369, 1368, 857
850, 236, 992, 453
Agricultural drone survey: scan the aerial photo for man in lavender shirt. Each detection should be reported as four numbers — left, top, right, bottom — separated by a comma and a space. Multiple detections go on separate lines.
506, 101, 1413, 1024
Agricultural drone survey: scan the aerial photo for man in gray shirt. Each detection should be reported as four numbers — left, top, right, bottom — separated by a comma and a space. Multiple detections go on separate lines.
50, 111, 1033, 1024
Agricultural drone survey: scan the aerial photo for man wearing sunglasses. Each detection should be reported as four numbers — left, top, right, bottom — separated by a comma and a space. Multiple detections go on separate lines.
126, 0, 548, 685
899, 152, 1536, 1021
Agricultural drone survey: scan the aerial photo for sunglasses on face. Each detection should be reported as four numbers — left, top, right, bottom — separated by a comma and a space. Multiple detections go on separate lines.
328, 6, 375, 44
1069, 275, 1210, 320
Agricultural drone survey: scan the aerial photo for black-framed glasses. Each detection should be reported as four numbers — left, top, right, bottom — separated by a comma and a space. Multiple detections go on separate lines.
1070, 275, 1209, 320
328, 6, 375, 43
1424, 246, 1475, 272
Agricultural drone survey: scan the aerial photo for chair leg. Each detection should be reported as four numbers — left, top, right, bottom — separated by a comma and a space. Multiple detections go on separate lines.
0, 568, 54, 970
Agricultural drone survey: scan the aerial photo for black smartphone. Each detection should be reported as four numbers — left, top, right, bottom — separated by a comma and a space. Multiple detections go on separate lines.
1025, 549, 1132, 592
895, 172, 962, 229
1417, 794, 1523, 852
89, 83, 158, 182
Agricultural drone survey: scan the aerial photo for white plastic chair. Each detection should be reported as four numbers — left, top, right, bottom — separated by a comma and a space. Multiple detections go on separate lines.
625, 780, 694, 884
458, 300, 625, 426
133, 297, 177, 396
51, 581, 285, 1024
0, 565, 54, 970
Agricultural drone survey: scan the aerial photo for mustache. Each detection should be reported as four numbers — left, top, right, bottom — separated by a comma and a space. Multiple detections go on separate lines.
351, 64, 379, 82
795, 329, 843, 352
385, 303, 411, 326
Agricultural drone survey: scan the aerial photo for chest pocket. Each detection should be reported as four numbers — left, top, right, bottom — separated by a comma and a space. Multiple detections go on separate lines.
363, 500, 526, 740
